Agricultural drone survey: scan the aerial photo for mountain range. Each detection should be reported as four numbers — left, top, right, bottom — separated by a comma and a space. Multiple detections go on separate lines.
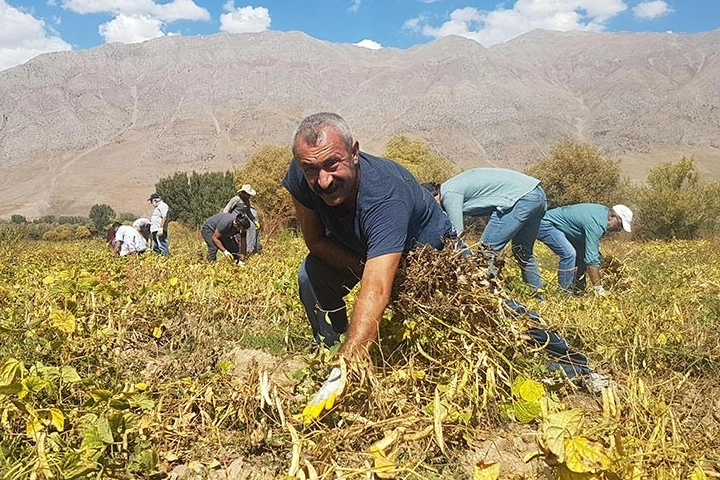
1, 28, 719, 219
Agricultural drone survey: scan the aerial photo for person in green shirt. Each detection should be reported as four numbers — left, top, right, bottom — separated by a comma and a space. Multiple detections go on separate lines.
422, 168, 547, 292
537, 203, 633, 296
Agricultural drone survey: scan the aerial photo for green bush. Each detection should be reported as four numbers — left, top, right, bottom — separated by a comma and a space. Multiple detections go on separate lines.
233, 145, 295, 234
525, 142, 625, 208
89, 204, 116, 233
155, 171, 236, 228
383, 135, 457, 183
632, 157, 720, 240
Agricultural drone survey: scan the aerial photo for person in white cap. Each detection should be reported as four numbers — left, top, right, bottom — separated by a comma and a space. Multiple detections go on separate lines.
536, 203, 633, 296
223, 184, 261, 255
112, 219, 150, 256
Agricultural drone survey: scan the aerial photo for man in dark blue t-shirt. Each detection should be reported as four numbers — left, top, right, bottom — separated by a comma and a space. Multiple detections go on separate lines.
282, 112, 454, 357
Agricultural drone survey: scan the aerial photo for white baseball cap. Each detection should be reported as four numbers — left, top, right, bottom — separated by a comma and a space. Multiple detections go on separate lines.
612, 204, 633, 232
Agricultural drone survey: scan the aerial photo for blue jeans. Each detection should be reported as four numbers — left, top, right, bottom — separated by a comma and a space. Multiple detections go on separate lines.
536, 221, 584, 291
503, 299, 591, 378
298, 255, 360, 347
480, 185, 546, 290
152, 232, 170, 256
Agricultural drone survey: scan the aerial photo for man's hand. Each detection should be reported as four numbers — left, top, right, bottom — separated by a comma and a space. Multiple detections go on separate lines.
157, 228, 164, 238
594, 285, 606, 297
222, 250, 234, 258
302, 366, 346, 424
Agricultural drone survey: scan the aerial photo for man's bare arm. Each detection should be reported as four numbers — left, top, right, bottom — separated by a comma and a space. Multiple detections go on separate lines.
340, 252, 402, 358
293, 198, 364, 278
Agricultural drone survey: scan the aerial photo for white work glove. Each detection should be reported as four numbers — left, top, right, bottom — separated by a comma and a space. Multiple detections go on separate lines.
594, 285, 606, 297
302, 366, 346, 424
222, 250, 234, 258
157, 228, 164, 237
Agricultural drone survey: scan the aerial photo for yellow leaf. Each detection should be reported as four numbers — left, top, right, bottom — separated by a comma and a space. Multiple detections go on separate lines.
540, 409, 584, 462
49, 408, 65, 431
135, 382, 148, 391
690, 467, 708, 480
42, 275, 54, 285
656, 333, 667, 346
371, 448, 398, 479
153, 326, 163, 338
564, 436, 613, 473
50, 309, 76, 334
169, 277, 179, 286
512, 376, 545, 402
473, 461, 500, 480
556, 464, 597, 480
26, 416, 43, 438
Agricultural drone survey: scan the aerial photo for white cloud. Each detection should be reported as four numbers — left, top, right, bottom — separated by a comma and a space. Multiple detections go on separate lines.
61, 0, 210, 22
98, 13, 165, 44
0, 0, 71, 71
354, 39, 382, 49
219, 5, 271, 33
348, 0, 361, 14
404, 0, 629, 46
632, 1, 670, 20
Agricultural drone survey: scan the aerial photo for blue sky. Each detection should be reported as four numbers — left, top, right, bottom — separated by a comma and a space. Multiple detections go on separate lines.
0, 0, 716, 71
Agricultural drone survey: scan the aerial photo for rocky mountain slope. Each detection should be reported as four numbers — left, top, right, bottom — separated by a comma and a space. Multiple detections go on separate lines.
1, 29, 718, 218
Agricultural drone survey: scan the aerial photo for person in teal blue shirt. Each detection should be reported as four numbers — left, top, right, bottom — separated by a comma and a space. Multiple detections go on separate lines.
422, 168, 547, 291
537, 203, 633, 296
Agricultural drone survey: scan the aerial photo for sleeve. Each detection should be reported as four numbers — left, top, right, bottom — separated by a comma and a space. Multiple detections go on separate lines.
582, 225, 603, 267
362, 199, 412, 259
441, 191, 465, 234
223, 198, 236, 213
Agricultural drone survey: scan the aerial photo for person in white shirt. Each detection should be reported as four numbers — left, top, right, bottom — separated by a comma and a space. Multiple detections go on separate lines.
148, 193, 170, 256
112, 221, 149, 256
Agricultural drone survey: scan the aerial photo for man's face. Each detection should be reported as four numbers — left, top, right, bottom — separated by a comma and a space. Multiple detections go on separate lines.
294, 127, 360, 207
151, 198, 160, 207
608, 213, 623, 232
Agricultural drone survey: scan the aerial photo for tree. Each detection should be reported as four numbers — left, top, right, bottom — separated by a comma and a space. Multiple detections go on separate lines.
155, 171, 236, 228
383, 135, 457, 183
525, 142, 624, 209
89, 204, 115, 233
632, 157, 719, 239
233, 145, 295, 233
10, 214, 26, 224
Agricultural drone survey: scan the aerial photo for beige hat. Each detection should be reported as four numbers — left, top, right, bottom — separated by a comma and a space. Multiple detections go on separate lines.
238, 184, 256, 196
612, 204, 633, 232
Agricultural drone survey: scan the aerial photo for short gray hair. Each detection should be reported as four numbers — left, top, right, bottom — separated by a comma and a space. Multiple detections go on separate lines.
292, 112, 354, 157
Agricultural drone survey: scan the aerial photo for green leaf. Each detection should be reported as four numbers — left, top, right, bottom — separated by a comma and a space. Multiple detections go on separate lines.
24, 376, 50, 393
0, 357, 24, 385
540, 409, 585, 462
87, 389, 113, 403
513, 400, 542, 423
129, 393, 155, 411
109, 397, 131, 410
0, 383, 24, 395
60, 366, 82, 383
95, 415, 114, 444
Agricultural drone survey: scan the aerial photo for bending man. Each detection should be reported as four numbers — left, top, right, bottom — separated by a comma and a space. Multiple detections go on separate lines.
536, 203, 633, 296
